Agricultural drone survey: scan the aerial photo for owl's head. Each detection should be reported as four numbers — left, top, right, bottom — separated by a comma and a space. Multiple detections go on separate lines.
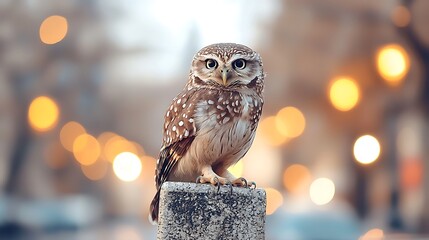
190, 43, 264, 89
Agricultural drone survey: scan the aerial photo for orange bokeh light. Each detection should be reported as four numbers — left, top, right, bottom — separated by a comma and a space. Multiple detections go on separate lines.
130, 141, 146, 157
259, 116, 289, 146
265, 187, 284, 215
104, 136, 138, 162
329, 77, 360, 112
73, 133, 101, 166
283, 164, 312, 194
97, 132, 118, 160
81, 157, 109, 181
359, 228, 384, 240
376, 44, 410, 86
97, 132, 117, 147
400, 159, 423, 189
391, 5, 411, 27
60, 121, 86, 152
40, 15, 68, 44
275, 107, 306, 139
28, 96, 60, 132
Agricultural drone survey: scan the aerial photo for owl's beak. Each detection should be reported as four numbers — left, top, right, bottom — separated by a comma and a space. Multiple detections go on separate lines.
221, 67, 230, 86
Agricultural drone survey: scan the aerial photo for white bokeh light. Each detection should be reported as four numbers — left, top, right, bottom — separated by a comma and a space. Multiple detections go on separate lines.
353, 135, 381, 165
309, 178, 335, 205
113, 152, 142, 182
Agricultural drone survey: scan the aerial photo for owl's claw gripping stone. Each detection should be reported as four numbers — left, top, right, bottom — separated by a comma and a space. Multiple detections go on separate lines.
213, 176, 221, 193
195, 175, 225, 193
232, 177, 255, 188
240, 177, 248, 188
195, 176, 202, 184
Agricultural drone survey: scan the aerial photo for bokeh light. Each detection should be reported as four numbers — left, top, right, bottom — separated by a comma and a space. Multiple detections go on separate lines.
391, 5, 411, 27
130, 141, 146, 158
400, 159, 423, 189
39, 15, 68, 44
81, 158, 109, 181
60, 121, 86, 152
97, 132, 117, 159
353, 135, 381, 165
309, 178, 335, 205
113, 152, 142, 182
97, 132, 118, 146
376, 44, 410, 86
104, 136, 138, 162
265, 187, 284, 215
329, 77, 360, 111
28, 96, 60, 132
275, 107, 306, 138
259, 116, 289, 146
73, 134, 101, 166
359, 228, 384, 240
283, 164, 312, 194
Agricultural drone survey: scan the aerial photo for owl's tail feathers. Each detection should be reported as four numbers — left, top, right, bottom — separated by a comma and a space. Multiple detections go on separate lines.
149, 189, 161, 225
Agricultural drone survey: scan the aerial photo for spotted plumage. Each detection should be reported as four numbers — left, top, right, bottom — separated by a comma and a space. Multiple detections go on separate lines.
150, 43, 265, 223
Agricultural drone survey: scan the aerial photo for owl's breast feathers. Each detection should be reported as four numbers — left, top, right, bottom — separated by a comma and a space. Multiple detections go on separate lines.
193, 88, 263, 130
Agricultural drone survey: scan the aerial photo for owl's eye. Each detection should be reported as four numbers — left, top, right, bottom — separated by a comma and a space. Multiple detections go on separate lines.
205, 59, 218, 70
232, 59, 246, 70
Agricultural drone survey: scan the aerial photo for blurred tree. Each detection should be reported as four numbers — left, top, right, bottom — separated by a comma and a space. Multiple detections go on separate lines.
397, 0, 429, 233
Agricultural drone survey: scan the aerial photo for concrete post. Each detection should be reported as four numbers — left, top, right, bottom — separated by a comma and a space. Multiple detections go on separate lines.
157, 182, 266, 240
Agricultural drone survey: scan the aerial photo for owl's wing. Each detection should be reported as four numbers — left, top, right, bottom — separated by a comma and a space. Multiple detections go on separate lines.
155, 137, 195, 188
155, 87, 198, 188
150, 87, 198, 223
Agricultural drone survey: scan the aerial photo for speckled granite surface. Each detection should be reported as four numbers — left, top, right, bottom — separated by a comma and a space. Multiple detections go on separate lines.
157, 182, 266, 240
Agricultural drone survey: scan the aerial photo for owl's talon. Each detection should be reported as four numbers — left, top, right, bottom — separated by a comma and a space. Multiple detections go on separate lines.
240, 177, 248, 188
231, 177, 250, 188
212, 176, 218, 183
212, 176, 221, 193
195, 176, 202, 183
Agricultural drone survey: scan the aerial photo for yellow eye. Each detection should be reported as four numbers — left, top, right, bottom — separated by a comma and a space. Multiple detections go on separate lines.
233, 59, 246, 70
205, 59, 218, 70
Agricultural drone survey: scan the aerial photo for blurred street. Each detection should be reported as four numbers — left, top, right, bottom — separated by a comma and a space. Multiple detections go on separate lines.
1, 0, 429, 239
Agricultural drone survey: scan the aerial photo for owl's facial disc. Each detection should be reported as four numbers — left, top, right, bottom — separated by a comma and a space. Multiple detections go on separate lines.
209, 59, 248, 86
192, 53, 259, 87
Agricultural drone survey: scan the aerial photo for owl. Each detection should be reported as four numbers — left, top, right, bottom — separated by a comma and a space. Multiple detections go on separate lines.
149, 43, 265, 223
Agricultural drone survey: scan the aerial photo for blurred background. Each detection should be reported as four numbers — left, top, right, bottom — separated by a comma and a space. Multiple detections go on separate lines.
1, 0, 429, 239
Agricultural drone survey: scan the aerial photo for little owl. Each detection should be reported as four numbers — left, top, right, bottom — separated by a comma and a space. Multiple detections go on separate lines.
149, 43, 265, 223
